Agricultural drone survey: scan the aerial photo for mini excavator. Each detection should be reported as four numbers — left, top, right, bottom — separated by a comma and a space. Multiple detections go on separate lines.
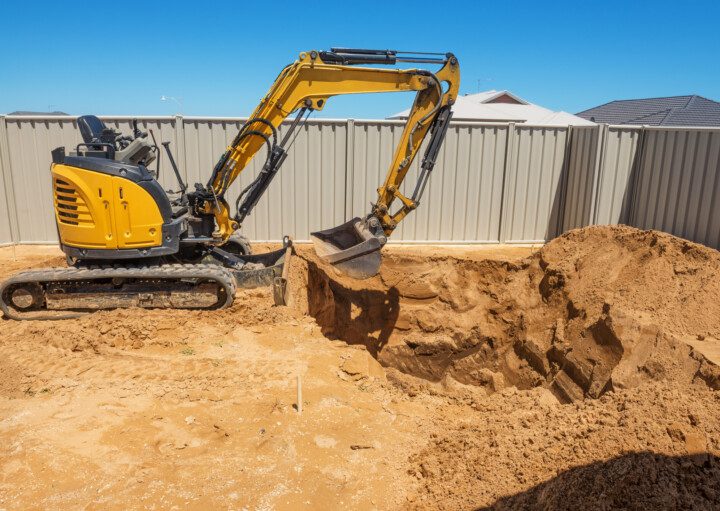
0, 48, 460, 320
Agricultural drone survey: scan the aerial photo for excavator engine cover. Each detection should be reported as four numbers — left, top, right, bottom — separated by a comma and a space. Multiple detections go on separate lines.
310, 217, 384, 279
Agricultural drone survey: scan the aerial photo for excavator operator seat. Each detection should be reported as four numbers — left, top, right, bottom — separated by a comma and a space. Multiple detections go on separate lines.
77, 115, 116, 145
74, 116, 157, 167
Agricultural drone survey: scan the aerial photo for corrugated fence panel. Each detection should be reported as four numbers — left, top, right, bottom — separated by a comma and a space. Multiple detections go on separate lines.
593, 126, 641, 225
3, 116, 720, 249
348, 121, 403, 235
182, 119, 347, 240
561, 126, 599, 231
0, 162, 12, 244
348, 121, 507, 242
450, 124, 508, 242
4, 118, 82, 242
502, 126, 568, 243
268, 120, 347, 240
630, 128, 720, 249
0, 118, 14, 244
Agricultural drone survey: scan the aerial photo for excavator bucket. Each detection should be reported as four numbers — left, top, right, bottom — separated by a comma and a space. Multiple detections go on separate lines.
310, 217, 383, 279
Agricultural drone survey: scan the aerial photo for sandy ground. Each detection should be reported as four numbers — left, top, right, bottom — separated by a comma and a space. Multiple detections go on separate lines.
1, 228, 720, 510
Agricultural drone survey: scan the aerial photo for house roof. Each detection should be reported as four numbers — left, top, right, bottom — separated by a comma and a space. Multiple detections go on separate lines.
7, 110, 69, 116
389, 90, 594, 126
575, 95, 720, 126
462, 90, 529, 105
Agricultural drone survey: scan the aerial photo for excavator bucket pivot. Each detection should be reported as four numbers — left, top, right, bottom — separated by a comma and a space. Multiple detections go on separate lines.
310, 217, 384, 279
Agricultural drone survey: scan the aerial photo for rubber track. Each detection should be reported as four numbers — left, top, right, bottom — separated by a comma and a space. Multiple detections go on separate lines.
0, 264, 236, 321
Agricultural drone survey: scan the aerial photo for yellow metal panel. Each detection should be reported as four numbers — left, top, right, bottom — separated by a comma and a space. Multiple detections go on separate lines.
111, 177, 163, 248
51, 163, 164, 250
51, 164, 117, 248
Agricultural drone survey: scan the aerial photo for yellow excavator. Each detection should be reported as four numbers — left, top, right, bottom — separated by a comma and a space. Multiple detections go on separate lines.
0, 48, 460, 320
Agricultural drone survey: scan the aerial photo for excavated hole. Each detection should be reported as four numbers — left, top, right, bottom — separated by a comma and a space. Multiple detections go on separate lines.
302, 238, 720, 404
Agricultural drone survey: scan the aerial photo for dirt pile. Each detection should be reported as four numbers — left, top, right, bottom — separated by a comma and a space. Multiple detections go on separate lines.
302, 226, 720, 403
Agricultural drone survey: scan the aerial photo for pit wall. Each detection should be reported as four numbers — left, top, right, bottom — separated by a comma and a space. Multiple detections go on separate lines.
1, 116, 718, 250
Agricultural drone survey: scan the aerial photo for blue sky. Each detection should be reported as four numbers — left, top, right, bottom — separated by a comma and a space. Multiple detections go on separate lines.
1, 0, 718, 118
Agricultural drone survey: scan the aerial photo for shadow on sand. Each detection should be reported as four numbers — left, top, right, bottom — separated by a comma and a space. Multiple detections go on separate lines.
306, 260, 399, 358
477, 451, 720, 511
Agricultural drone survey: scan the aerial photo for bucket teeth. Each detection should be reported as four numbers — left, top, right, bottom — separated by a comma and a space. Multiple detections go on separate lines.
310, 217, 384, 279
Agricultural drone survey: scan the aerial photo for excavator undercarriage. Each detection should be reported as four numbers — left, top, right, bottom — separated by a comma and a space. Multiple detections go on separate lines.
0, 48, 460, 319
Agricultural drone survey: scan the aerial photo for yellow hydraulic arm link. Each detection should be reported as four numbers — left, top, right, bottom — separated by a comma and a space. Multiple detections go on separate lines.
204, 48, 460, 243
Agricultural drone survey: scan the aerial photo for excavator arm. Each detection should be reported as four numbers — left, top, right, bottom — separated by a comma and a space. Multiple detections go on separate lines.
203, 48, 460, 277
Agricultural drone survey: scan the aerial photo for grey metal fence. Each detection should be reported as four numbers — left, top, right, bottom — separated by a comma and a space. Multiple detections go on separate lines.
0, 115, 719, 250
501, 125, 569, 243
629, 127, 720, 248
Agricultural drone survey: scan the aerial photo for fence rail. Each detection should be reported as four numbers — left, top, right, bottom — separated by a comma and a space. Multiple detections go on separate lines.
0, 115, 718, 250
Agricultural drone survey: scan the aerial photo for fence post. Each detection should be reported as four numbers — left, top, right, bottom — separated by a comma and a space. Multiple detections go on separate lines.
498, 122, 516, 243
625, 125, 648, 226
588, 123, 608, 226
0, 115, 20, 244
344, 119, 355, 220
553, 125, 574, 237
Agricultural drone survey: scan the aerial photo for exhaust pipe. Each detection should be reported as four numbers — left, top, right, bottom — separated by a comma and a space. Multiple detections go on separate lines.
310, 217, 387, 279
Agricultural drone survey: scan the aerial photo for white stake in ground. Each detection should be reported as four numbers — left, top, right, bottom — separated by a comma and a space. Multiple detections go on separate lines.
296, 374, 303, 414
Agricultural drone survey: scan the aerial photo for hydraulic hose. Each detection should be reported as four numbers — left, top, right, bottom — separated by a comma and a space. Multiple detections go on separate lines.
234, 117, 278, 149
217, 130, 273, 196
208, 116, 278, 191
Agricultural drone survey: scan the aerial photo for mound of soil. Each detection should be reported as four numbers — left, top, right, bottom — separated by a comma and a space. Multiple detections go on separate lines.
301, 225, 720, 402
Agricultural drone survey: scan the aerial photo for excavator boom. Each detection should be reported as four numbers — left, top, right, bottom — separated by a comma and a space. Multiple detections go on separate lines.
204, 48, 460, 277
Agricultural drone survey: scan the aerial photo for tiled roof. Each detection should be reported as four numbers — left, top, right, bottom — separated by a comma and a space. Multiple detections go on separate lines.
576, 96, 720, 126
